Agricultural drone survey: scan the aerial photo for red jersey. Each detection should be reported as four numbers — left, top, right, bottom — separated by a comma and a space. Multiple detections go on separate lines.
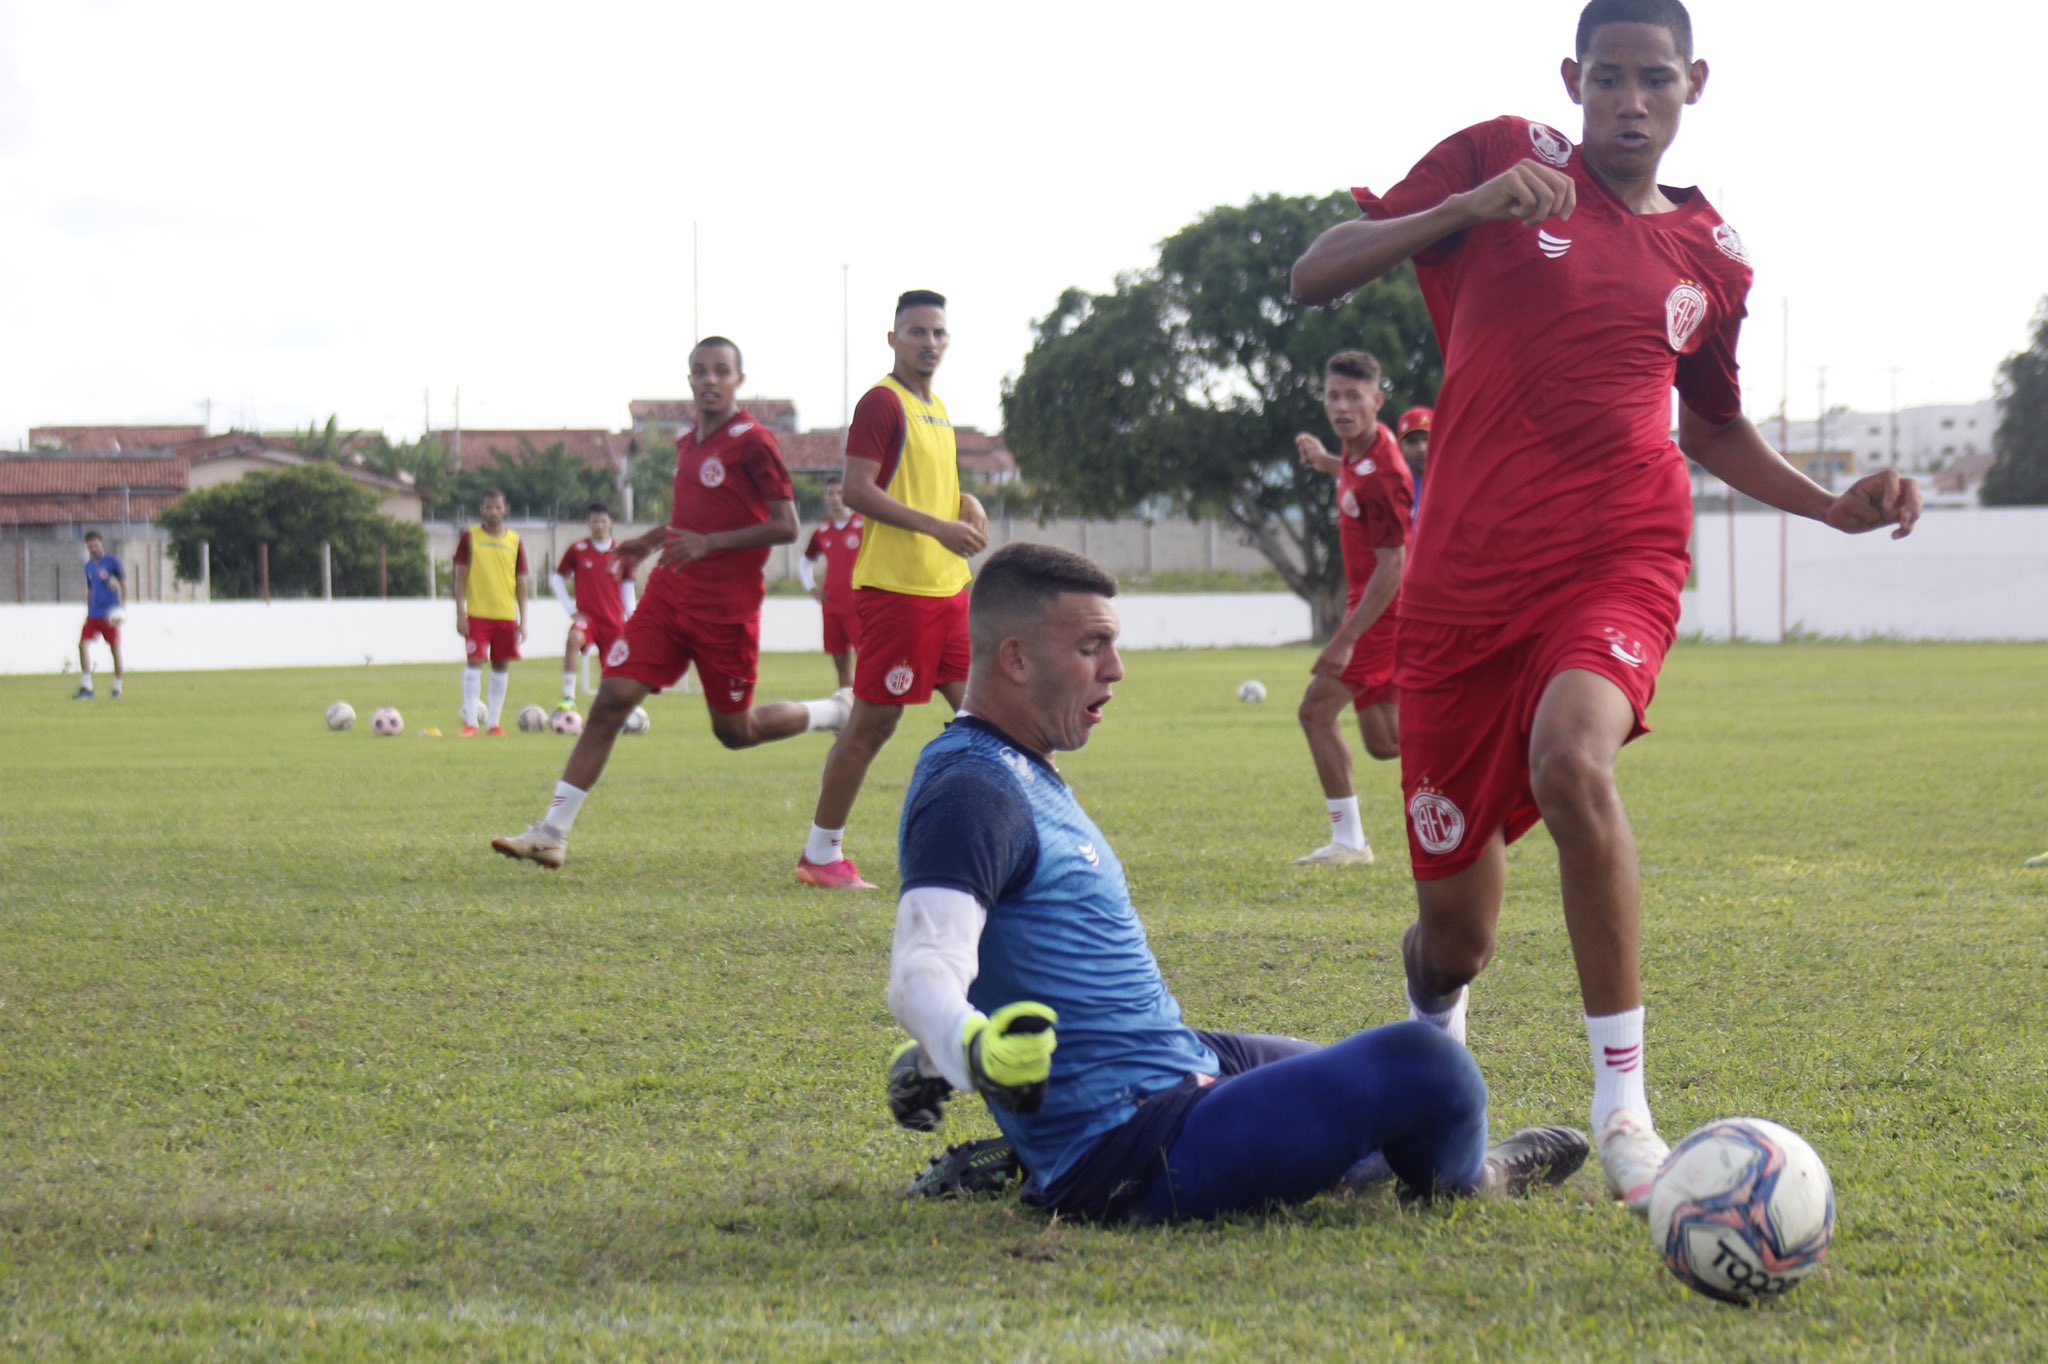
1337, 422, 1415, 611
1353, 115, 1752, 625
803, 514, 865, 603
662, 408, 796, 623
555, 538, 627, 628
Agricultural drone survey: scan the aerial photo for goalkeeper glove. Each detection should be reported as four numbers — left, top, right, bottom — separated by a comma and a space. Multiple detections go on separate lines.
887, 1039, 954, 1132
961, 1001, 1058, 1114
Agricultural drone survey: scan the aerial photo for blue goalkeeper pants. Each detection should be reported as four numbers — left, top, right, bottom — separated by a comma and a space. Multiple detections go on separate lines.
1129, 1021, 1488, 1222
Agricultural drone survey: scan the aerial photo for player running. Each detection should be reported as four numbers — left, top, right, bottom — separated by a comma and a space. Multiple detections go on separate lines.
549, 501, 637, 711
794, 290, 989, 889
491, 337, 850, 870
797, 476, 864, 690
883, 542, 1586, 1219
72, 530, 126, 700
1290, 350, 1415, 866
1289, 0, 1921, 1213
452, 488, 530, 738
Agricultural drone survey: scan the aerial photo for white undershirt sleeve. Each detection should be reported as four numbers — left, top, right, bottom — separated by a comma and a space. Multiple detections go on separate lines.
887, 885, 986, 1092
620, 576, 636, 618
797, 553, 819, 592
548, 571, 575, 618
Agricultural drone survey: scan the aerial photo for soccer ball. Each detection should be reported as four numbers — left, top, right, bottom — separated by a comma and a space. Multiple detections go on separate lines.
551, 709, 583, 736
622, 706, 651, 735
516, 704, 548, 733
1238, 680, 1267, 703
371, 707, 404, 736
325, 701, 355, 731
1648, 1117, 1835, 1304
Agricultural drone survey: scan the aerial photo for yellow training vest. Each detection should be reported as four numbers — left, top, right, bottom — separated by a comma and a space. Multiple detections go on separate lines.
462, 526, 524, 620
851, 376, 971, 597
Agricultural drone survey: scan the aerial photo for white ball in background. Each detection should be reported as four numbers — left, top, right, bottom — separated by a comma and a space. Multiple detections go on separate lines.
1238, 680, 1268, 703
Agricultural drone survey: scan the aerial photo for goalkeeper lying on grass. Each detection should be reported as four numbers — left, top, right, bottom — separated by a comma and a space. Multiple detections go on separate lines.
883, 542, 1587, 1220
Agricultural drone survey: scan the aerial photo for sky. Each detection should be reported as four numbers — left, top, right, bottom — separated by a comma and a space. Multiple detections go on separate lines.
3, 0, 2043, 450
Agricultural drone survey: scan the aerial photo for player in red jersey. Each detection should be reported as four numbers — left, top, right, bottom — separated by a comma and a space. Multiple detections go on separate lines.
491, 337, 851, 869
1291, 0, 1921, 1213
798, 477, 864, 689
549, 501, 637, 711
1290, 351, 1415, 867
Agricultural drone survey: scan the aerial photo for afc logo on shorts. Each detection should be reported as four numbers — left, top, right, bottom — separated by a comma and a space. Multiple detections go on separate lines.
1408, 787, 1467, 855
884, 663, 915, 696
466, 636, 485, 659
606, 639, 630, 667
699, 456, 726, 488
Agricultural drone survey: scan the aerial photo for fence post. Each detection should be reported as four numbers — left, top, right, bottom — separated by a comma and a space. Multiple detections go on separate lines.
259, 541, 270, 603
13, 538, 23, 603
321, 541, 332, 600
378, 544, 388, 599
200, 541, 210, 600
426, 533, 436, 599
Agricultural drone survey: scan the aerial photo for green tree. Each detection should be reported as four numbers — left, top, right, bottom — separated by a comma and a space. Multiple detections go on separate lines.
159, 463, 429, 599
435, 440, 616, 522
1982, 299, 2048, 505
627, 439, 675, 524
1000, 192, 1440, 638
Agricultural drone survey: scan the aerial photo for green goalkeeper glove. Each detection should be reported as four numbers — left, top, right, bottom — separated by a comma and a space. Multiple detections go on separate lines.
887, 1039, 954, 1132
961, 1001, 1059, 1114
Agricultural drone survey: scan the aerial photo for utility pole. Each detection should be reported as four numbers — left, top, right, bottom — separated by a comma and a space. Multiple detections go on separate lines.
1816, 366, 1829, 489
693, 222, 700, 341
842, 263, 851, 427
1889, 367, 1900, 466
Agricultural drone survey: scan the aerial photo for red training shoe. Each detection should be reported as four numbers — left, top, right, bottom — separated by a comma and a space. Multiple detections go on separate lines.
795, 855, 877, 890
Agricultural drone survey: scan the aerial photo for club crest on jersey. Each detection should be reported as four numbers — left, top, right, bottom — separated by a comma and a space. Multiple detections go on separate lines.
845, 532, 861, 550
606, 639, 630, 667
1408, 785, 1466, 855
1537, 228, 1573, 259
885, 663, 915, 696
1528, 121, 1572, 167
1339, 488, 1361, 518
1665, 279, 1709, 352
1712, 222, 1750, 264
699, 456, 726, 488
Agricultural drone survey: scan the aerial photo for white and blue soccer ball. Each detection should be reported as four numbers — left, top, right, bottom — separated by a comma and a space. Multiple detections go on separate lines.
325, 701, 355, 731
371, 706, 404, 736
623, 706, 651, 735
1238, 679, 1267, 703
1648, 1117, 1835, 1304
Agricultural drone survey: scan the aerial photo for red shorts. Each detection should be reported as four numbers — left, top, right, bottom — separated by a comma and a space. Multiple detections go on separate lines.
573, 616, 624, 661
80, 617, 120, 647
1396, 580, 1677, 879
465, 616, 521, 664
1339, 617, 1399, 711
604, 578, 759, 713
822, 597, 861, 655
853, 586, 969, 706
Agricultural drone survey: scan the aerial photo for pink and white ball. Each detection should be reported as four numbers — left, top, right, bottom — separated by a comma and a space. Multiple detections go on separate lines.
1649, 1117, 1835, 1304
551, 709, 583, 736
371, 707, 405, 736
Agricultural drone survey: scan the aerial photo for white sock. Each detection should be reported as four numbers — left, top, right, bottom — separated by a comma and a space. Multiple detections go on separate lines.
79, 669, 94, 692
1586, 1007, 1649, 1132
547, 781, 587, 835
485, 671, 510, 727
1326, 796, 1366, 850
801, 695, 847, 732
562, 671, 577, 704
111, 677, 123, 696
804, 823, 845, 865
1408, 983, 1469, 1045
461, 666, 483, 725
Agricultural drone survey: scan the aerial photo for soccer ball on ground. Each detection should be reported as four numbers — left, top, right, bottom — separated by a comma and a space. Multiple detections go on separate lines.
1648, 1117, 1835, 1304
371, 707, 404, 736
1238, 680, 1267, 703
325, 701, 355, 731
551, 709, 583, 736
622, 706, 651, 735
516, 704, 548, 733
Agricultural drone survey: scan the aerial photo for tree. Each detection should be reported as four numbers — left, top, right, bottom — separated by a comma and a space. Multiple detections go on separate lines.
1000, 192, 1441, 637
159, 463, 429, 598
1982, 299, 2048, 505
434, 439, 616, 522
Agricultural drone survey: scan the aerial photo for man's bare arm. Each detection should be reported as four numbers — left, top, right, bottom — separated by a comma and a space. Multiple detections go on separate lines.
841, 456, 986, 558
1679, 406, 1922, 539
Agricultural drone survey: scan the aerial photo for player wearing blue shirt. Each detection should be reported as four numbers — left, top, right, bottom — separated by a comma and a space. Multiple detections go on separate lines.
884, 542, 1586, 1219
74, 531, 127, 700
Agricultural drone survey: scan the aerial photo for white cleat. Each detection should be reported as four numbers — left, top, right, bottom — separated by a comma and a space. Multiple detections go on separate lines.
1292, 842, 1375, 866
1597, 1108, 1671, 1216
491, 822, 567, 870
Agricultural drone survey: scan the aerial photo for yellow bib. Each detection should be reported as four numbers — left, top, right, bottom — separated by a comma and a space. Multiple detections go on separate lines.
463, 526, 523, 620
851, 376, 971, 597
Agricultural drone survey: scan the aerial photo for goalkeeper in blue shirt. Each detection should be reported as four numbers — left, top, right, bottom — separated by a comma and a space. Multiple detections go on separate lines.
884, 542, 1587, 1220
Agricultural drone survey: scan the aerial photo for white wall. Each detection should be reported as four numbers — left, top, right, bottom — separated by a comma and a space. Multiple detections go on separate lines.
1679, 506, 2048, 641
0, 593, 1314, 675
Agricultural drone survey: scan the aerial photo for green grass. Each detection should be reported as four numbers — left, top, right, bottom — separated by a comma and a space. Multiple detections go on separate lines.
2, 643, 2045, 1360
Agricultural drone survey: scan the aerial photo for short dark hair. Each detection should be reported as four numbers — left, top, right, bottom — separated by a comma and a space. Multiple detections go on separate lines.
84, 530, 103, 542
693, 335, 744, 372
1576, 0, 1691, 60
895, 289, 947, 319
969, 542, 1118, 662
1325, 350, 1383, 387
480, 487, 506, 504
585, 501, 611, 517
822, 474, 843, 489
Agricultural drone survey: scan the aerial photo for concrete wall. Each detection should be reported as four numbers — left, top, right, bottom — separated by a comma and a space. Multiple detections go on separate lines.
0, 535, 186, 606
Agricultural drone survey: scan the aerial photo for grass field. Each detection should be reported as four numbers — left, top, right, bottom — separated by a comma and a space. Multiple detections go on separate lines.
3, 642, 2045, 1360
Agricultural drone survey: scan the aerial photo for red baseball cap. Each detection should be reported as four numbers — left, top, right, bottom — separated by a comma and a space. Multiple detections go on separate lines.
1396, 407, 1434, 438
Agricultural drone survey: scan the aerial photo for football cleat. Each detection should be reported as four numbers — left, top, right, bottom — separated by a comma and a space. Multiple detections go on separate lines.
1479, 1125, 1591, 1198
491, 822, 567, 870
906, 1137, 1023, 1199
795, 855, 876, 889
555, 699, 578, 712
486, 725, 508, 737
70, 687, 94, 700
1597, 1108, 1671, 1216
2025, 850, 2048, 869
458, 724, 480, 739
1292, 842, 1375, 866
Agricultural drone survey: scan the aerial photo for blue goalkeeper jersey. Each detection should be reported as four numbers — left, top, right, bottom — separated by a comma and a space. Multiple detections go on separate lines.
898, 716, 1217, 1191
84, 554, 124, 618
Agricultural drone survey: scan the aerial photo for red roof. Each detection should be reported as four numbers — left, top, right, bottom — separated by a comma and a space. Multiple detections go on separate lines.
29, 424, 207, 452
429, 429, 628, 473
632, 398, 796, 432
0, 455, 191, 526
778, 429, 848, 473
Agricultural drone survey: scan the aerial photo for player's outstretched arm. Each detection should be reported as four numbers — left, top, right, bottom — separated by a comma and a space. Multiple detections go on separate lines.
1679, 406, 1923, 539
1291, 160, 1576, 306
887, 885, 989, 1123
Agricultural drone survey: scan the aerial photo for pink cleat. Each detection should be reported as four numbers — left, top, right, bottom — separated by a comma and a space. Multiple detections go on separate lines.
795, 855, 877, 889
